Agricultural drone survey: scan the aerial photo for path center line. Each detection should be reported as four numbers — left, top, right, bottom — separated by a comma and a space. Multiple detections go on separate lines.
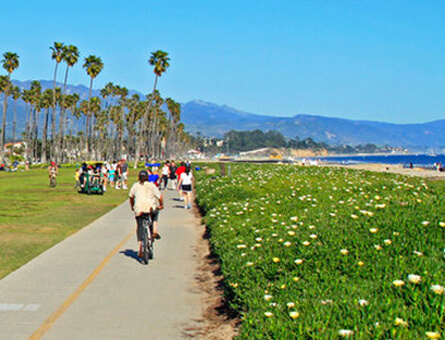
28, 230, 134, 340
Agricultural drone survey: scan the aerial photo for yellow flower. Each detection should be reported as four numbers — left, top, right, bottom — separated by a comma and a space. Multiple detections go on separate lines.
439, 222, 445, 228
393, 280, 405, 287
289, 311, 300, 319
394, 317, 408, 327
369, 228, 379, 233
272, 257, 280, 263
293, 277, 300, 282
358, 261, 365, 266
425, 332, 441, 339
288, 231, 296, 236
286, 302, 295, 308
384, 239, 392, 245
302, 241, 311, 246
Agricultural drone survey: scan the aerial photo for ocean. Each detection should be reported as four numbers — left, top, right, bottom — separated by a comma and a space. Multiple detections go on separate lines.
315, 154, 445, 168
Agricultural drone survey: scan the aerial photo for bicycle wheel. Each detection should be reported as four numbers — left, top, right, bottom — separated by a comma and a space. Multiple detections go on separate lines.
141, 228, 149, 265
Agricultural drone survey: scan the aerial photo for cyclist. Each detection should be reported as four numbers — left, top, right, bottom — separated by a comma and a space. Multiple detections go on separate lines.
48, 161, 58, 185
129, 170, 164, 258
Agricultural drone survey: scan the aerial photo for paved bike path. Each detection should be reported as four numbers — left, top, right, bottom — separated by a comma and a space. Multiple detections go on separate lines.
0, 190, 204, 340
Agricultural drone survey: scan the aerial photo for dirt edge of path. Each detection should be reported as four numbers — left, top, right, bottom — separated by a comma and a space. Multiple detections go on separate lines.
183, 207, 240, 340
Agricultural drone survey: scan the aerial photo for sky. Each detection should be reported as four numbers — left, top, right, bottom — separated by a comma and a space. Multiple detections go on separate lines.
1, 0, 445, 124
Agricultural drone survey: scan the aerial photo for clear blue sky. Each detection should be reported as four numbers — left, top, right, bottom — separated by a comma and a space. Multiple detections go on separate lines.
2, 0, 444, 123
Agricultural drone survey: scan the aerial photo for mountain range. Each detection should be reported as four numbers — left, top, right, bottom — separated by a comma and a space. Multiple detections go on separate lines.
4, 80, 445, 149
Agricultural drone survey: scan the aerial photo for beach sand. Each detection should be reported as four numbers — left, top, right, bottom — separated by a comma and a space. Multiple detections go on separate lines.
324, 163, 445, 180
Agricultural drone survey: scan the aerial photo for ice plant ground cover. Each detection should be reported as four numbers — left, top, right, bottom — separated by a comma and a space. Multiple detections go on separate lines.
194, 163, 445, 339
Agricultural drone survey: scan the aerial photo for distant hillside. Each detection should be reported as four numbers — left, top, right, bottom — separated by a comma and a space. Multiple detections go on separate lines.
4, 80, 445, 149
181, 100, 445, 149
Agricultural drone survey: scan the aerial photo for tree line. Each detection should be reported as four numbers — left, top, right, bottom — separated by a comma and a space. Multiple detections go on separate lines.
0, 44, 189, 167
193, 129, 392, 155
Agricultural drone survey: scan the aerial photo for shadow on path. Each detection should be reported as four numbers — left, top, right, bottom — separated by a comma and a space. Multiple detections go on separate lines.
120, 249, 141, 263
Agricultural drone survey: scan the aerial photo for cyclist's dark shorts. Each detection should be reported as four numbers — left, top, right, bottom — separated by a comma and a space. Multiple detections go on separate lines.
151, 209, 160, 222
135, 214, 152, 241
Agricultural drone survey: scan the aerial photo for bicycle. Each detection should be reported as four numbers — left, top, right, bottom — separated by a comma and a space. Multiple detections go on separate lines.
140, 213, 154, 264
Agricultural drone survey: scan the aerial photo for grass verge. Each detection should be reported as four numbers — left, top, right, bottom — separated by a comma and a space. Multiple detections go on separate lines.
195, 163, 445, 339
0, 166, 132, 279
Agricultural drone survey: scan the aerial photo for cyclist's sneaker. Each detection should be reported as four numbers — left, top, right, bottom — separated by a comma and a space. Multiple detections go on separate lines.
153, 233, 161, 240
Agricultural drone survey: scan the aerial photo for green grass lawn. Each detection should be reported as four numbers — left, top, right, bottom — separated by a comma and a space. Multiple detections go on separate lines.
0, 166, 134, 279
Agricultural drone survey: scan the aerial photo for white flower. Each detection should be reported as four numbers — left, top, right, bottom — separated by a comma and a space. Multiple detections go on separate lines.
422, 221, 430, 226
374, 244, 382, 250
286, 302, 295, 308
369, 228, 379, 233
351, 214, 359, 219
237, 244, 247, 249
302, 241, 311, 246
340, 249, 349, 255
358, 299, 369, 307
321, 299, 333, 305
295, 259, 304, 265
264, 311, 273, 317
384, 239, 392, 245
283, 241, 292, 247
264, 294, 273, 301
309, 234, 318, 239
413, 250, 423, 256
408, 274, 421, 284
430, 285, 444, 295
338, 329, 354, 337
246, 262, 254, 267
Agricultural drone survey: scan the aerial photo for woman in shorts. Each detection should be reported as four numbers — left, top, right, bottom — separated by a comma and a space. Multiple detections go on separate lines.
177, 166, 193, 209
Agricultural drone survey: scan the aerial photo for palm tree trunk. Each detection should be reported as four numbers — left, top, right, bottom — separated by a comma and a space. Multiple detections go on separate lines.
12, 98, 17, 142
51, 62, 59, 160
41, 108, 50, 163
86, 77, 93, 158
1, 93, 8, 152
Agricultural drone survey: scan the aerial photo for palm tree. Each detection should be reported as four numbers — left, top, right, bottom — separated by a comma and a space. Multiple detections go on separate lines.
11, 85, 21, 142
83, 55, 104, 156
0, 76, 10, 145
50, 42, 64, 151
166, 97, 181, 158
40, 89, 53, 163
57, 44, 80, 161
135, 50, 170, 168
1, 52, 19, 151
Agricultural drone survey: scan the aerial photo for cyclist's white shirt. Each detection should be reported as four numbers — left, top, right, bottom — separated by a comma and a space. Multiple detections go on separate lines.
129, 181, 161, 216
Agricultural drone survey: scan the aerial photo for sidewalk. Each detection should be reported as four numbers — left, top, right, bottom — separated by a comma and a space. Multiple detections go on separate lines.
0, 190, 204, 340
